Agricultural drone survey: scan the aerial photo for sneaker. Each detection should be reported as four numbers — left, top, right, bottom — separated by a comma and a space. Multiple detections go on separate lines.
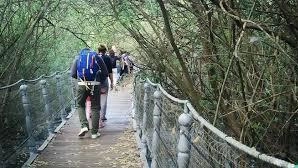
102, 118, 107, 122
91, 133, 101, 139
99, 122, 105, 128
78, 127, 88, 137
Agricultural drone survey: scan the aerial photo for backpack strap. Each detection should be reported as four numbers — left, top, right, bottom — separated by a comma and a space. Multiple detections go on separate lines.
78, 81, 100, 86
78, 78, 100, 95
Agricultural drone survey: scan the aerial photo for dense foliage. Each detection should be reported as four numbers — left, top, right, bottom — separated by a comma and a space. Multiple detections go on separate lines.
108, 0, 298, 163
0, 0, 297, 165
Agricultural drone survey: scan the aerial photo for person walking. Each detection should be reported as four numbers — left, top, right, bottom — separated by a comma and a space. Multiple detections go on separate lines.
97, 45, 113, 127
120, 51, 133, 76
109, 49, 120, 85
70, 48, 108, 139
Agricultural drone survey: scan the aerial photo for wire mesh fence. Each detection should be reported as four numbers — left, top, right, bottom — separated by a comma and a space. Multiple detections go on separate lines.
46, 76, 62, 128
133, 77, 296, 168
154, 94, 182, 168
0, 84, 27, 168
0, 69, 72, 168
188, 118, 270, 168
144, 83, 156, 155
26, 81, 49, 146
133, 79, 144, 134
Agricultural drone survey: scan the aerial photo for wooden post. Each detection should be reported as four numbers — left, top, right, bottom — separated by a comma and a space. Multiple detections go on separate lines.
177, 104, 192, 168
40, 80, 54, 134
141, 82, 150, 161
56, 74, 67, 121
19, 84, 36, 154
151, 88, 162, 168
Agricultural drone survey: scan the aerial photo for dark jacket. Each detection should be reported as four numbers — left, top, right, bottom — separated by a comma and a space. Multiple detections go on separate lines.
110, 55, 120, 68
101, 54, 113, 74
70, 52, 108, 82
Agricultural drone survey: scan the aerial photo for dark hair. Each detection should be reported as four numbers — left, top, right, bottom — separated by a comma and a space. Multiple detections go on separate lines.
109, 49, 115, 54
98, 45, 107, 53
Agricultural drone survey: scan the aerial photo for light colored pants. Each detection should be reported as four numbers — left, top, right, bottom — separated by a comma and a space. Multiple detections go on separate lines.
86, 98, 92, 129
100, 93, 108, 120
100, 79, 109, 120
113, 68, 119, 84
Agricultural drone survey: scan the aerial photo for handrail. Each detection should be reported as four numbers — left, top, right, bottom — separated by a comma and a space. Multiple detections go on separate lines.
0, 67, 73, 167
44, 72, 58, 78
145, 78, 296, 168
23, 75, 45, 83
0, 68, 69, 90
187, 103, 295, 168
146, 78, 188, 104
0, 79, 25, 90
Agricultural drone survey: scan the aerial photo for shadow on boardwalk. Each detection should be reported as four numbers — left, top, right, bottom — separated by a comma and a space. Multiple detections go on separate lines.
31, 83, 142, 168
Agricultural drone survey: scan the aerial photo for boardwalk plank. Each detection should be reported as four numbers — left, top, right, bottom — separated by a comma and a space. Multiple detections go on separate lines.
31, 85, 141, 168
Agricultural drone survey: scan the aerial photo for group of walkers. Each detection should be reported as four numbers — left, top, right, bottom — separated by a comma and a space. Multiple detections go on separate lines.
70, 45, 133, 139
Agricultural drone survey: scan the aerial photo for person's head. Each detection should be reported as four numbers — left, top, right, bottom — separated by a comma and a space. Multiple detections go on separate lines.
109, 49, 115, 56
97, 45, 107, 54
119, 50, 124, 55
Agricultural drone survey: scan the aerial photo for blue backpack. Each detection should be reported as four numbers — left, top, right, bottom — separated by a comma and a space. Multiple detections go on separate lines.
77, 48, 101, 81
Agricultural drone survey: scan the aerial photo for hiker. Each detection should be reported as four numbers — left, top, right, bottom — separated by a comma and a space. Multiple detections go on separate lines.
117, 50, 124, 80
109, 49, 120, 85
126, 52, 134, 73
98, 45, 113, 127
119, 51, 127, 76
120, 51, 133, 76
70, 48, 108, 139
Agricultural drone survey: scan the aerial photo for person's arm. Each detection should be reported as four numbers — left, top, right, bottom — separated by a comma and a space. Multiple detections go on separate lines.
98, 56, 108, 79
70, 58, 77, 79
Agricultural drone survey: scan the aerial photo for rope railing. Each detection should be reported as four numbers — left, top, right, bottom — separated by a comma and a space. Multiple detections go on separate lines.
133, 77, 296, 168
0, 69, 74, 168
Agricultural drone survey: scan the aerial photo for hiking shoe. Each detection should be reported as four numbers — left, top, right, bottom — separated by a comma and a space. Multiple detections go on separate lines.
102, 118, 107, 122
99, 122, 105, 128
78, 127, 88, 137
91, 133, 101, 139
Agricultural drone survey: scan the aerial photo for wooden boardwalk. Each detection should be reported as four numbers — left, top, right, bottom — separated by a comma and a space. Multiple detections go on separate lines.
31, 84, 142, 168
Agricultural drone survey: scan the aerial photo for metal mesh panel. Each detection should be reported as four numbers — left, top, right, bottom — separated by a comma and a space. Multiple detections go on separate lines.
144, 84, 156, 154
133, 78, 295, 168
0, 85, 27, 166
0, 69, 73, 167
133, 80, 144, 134
189, 119, 278, 168
26, 81, 48, 144
60, 72, 73, 115
46, 76, 62, 127
155, 94, 182, 168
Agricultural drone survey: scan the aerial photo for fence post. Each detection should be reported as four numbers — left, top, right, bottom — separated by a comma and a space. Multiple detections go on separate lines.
69, 71, 76, 110
19, 84, 36, 154
177, 104, 192, 168
133, 90, 141, 138
136, 81, 146, 138
151, 88, 162, 168
141, 82, 150, 162
40, 80, 54, 134
56, 74, 67, 121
